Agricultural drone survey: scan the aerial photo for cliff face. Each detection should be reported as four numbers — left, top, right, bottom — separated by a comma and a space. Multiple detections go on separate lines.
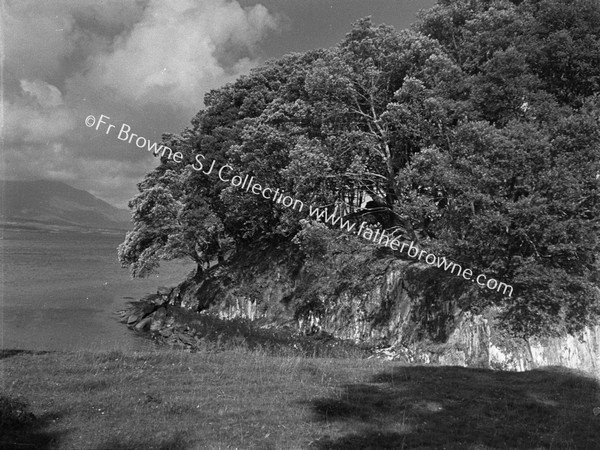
167, 236, 600, 378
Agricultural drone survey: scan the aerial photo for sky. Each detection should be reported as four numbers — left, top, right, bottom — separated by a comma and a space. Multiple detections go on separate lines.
2, 0, 436, 208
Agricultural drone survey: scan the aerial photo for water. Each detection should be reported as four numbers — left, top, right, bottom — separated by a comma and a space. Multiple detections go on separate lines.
1, 228, 195, 351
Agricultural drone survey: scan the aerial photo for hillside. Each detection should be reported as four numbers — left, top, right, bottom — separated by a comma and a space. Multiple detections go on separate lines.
0, 180, 129, 230
1, 180, 131, 231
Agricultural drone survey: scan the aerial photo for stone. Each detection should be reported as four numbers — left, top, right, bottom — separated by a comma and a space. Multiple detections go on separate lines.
149, 294, 168, 306
141, 302, 155, 315
157, 286, 171, 296
177, 333, 196, 346
150, 307, 167, 332
159, 328, 173, 337
127, 314, 139, 325
135, 316, 152, 331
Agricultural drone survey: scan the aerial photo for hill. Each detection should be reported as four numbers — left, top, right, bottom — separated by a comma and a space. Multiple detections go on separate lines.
1, 180, 131, 231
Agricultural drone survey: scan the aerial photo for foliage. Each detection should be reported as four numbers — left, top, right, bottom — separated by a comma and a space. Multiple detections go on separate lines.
121, 1, 600, 338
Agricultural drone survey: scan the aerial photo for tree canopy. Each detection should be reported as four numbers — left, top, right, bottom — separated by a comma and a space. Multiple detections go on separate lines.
119, 0, 600, 338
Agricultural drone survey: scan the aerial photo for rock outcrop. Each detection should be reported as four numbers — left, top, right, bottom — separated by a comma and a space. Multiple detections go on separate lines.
146, 236, 600, 378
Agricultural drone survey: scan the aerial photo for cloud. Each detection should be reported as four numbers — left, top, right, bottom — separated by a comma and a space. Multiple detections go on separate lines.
4, 0, 145, 81
5, 7, 74, 80
6, 81, 75, 144
88, 0, 279, 107
4, 0, 278, 206
20, 79, 64, 108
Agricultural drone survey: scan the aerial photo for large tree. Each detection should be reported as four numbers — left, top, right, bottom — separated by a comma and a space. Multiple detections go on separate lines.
120, 1, 600, 338
406, 0, 600, 336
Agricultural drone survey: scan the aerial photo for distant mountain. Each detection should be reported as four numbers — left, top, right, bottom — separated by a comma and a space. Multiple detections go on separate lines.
1, 180, 131, 230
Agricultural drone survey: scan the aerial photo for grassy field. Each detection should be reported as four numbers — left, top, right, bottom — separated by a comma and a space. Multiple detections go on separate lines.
2, 347, 600, 450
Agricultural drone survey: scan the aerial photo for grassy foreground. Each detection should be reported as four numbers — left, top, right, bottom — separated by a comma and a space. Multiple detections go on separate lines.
2, 348, 600, 450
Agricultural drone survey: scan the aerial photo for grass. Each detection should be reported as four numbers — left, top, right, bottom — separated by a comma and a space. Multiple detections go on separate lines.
2, 347, 600, 449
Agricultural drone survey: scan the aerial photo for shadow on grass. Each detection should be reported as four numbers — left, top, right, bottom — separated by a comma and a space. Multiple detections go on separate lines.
0, 349, 54, 360
309, 365, 600, 449
0, 394, 64, 450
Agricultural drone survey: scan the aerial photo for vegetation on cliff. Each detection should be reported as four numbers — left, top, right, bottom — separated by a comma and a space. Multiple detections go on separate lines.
119, 0, 600, 339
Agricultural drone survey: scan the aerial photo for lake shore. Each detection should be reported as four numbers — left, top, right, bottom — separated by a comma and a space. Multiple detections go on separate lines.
2, 228, 195, 352
116, 290, 372, 360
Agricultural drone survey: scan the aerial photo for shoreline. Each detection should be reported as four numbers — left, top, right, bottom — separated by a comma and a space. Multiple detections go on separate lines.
117, 288, 373, 360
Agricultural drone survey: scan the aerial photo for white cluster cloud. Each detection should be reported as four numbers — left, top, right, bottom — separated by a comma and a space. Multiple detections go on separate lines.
20, 80, 65, 108
6, 80, 75, 144
89, 0, 278, 107
4, 0, 279, 206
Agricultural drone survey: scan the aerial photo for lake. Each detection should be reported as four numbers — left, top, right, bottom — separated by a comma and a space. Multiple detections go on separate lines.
1, 228, 195, 351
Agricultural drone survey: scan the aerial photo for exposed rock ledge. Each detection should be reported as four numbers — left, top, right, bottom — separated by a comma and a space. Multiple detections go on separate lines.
130, 238, 600, 378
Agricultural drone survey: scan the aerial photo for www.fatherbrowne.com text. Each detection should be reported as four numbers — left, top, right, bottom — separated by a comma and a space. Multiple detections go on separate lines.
192, 154, 513, 297
85, 114, 513, 297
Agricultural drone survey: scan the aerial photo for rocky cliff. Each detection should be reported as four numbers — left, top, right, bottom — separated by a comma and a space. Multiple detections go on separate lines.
164, 226, 600, 378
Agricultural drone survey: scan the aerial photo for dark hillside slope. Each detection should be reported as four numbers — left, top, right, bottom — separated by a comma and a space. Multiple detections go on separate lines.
1, 180, 130, 230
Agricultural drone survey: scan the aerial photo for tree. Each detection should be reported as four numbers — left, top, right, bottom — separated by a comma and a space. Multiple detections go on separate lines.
118, 134, 229, 279
398, 108, 600, 336
120, 1, 600, 338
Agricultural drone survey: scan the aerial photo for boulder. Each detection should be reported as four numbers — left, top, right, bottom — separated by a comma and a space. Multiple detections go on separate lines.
152, 287, 172, 306
164, 316, 176, 328
157, 286, 171, 296
127, 314, 139, 325
159, 328, 173, 337
177, 332, 196, 346
141, 302, 155, 315
150, 307, 167, 332
135, 316, 153, 331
